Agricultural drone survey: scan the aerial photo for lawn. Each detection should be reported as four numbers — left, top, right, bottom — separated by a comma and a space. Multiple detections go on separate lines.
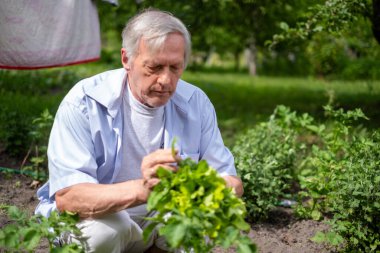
183, 71, 380, 146
1, 64, 380, 151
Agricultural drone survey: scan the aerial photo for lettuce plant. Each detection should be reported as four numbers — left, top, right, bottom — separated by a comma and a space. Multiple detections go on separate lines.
144, 158, 256, 253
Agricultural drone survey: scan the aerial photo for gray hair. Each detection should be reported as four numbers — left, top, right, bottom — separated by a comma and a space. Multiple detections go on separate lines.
122, 9, 191, 67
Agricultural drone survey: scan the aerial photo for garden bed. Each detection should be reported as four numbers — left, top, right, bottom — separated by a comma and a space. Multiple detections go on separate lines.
0, 154, 334, 253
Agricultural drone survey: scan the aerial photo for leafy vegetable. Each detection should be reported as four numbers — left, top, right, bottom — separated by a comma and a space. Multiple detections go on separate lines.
143, 157, 256, 253
0, 205, 85, 252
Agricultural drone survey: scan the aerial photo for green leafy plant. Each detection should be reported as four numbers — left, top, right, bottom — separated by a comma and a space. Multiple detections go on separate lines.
296, 106, 370, 220
232, 105, 310, 221
21, 109, 54, 181
0, 205, 85, 252
267, 0, 371, 48
233, 104, 380, 251
0, 69, 76, 158
0, 107, 31, 158
298, 106, 380, 251
143, 158, 256, 253
326, 131, 380, 252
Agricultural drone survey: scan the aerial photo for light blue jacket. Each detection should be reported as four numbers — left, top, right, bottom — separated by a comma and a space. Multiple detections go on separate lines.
35, 68, 236, 216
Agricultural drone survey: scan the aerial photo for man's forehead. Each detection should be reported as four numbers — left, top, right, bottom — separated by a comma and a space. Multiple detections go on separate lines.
136, 35, 185, 65
142, 58, 184, 66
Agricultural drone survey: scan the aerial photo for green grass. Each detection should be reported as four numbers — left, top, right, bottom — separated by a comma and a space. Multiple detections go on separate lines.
1, 64, 379, 153
183, 71, 380, 146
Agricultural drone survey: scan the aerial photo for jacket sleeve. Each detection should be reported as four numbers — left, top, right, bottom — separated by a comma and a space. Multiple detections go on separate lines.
47, 101, 99, 198
198, 92, 237, 176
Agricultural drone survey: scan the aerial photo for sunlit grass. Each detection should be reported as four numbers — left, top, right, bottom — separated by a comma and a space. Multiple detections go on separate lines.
183, 71, 380, 146
1, 65, 379, 149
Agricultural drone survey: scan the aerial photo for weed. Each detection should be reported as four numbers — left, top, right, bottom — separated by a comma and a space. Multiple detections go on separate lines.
0, 205, 85, 252
21, 109, 53, 181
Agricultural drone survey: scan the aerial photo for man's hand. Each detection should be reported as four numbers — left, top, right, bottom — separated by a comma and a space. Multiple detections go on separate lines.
141, 149, 179, 189
223, 175, 244, 197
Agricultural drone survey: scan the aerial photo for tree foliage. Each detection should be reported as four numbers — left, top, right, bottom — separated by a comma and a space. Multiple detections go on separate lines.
267, 0, 378, 48
96, 0, 380, 78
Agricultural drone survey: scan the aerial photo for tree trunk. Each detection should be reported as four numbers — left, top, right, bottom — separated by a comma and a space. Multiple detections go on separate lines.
245, 43, 257, 76
234, 51, 240, 71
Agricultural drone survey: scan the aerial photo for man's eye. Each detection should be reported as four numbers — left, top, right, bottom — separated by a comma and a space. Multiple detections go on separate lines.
148, 65, 162, 72
171, 65, 182, 72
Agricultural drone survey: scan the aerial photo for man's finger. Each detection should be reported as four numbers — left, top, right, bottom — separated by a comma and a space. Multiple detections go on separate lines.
144, 178, 160, 189
142, 149, 178, 168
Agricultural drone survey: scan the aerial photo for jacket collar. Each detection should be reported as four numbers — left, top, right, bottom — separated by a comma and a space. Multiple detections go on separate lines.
169, 79, 195, 115
84, 68, 127, 118
84, 68, 195, 118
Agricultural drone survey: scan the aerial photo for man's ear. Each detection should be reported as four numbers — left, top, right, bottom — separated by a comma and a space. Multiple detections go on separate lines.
121, 48, 130, 70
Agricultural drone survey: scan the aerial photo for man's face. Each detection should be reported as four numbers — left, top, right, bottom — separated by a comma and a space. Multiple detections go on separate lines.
122, 33, 185, 107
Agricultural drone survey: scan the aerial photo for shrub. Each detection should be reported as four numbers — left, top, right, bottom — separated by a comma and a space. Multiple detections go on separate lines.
0, 69, 72, 157
327, 130, 380, 251
296, 106, 369, 219
341, 58, 380, 80
0, 94, 58, 158
0, 107, 31, 157
234, 104, 380, 251
232, 105, 310, 221
299, 106, 380, 251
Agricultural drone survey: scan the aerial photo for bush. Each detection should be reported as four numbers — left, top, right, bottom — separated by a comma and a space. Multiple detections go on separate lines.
298, 106, 380, 251
0, 70, 67, 157
341, 58, 380, 80
328, 130, 380, 252
0, 106, 31, 157
234, 104, 380, 251
232, 105, 309, 221
306, 35, 348, 78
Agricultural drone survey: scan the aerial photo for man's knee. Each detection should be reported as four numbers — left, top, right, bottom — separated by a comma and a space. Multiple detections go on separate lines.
78, 211, 142, 253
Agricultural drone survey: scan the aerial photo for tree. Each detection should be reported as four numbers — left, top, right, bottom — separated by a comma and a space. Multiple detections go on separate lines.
267, 0, 379, 47
96, 0, 380, 78
98, 0, 312, 75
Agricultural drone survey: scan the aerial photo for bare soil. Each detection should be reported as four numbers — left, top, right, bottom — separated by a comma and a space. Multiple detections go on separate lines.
0, 153, 335, 253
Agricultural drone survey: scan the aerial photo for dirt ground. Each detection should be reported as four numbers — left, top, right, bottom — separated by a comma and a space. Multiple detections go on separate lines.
0, 154, 335, 253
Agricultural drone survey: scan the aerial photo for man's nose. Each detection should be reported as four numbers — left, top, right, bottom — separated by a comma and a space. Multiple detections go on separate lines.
158, 69, 171, 85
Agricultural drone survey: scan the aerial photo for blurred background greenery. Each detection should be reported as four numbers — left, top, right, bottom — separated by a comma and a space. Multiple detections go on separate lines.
1, 0, 379, 157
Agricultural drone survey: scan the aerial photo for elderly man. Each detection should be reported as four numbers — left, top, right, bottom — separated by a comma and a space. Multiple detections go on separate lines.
36, 9, 243, 253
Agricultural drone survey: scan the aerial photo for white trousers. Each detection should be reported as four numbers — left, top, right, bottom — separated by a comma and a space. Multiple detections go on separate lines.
64, 210, 169, 253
